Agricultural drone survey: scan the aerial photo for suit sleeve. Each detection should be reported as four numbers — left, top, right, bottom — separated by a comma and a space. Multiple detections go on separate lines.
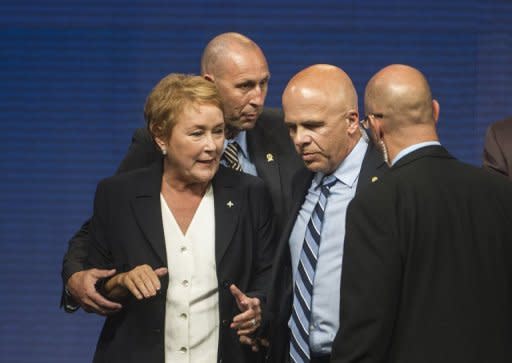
60, 220, 92, 311
331, 188, 402, 363
60, 128, 158, 310
87, 180, 114, 271
483, 123, 508, 178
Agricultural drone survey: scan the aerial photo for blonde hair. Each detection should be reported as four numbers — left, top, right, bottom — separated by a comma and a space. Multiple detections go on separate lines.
144, 73, 222, 140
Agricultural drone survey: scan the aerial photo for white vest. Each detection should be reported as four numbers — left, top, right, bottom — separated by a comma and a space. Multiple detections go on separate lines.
160, 186, 219, 363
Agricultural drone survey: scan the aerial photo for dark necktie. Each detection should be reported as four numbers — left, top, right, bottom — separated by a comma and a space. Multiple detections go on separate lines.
223, 142, 243, 172
289, 174, 338, 363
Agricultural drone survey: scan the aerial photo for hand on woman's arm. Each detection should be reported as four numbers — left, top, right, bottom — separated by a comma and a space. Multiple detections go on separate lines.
103, 264, 168, 300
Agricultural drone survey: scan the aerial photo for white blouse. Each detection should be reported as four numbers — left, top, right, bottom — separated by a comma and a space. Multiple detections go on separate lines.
160, 185, 219, 363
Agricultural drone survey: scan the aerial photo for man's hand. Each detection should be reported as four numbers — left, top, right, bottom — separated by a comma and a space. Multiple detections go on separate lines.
239, 336, 269, 352
66, 268, 122, 315
229, 284, 262, 337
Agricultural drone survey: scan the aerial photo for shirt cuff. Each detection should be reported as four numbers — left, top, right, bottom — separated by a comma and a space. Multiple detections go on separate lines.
62, 287, 80, 313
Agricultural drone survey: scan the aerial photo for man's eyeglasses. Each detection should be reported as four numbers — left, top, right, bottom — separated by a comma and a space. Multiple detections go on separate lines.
360, 113, 384, 129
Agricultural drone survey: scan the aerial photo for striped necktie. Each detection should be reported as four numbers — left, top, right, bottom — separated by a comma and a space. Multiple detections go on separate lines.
223, 142, 243, 172
289, 174, 338, 363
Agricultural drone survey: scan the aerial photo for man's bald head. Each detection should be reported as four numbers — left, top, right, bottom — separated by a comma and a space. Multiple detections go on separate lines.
282, 64, 361, 174
364, 64, 440, 165
200, 32, 265, 77
365, 64, 437, 130
283, 64, 358, 112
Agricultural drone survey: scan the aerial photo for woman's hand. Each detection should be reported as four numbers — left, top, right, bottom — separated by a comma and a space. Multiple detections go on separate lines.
104, 264, 168, 300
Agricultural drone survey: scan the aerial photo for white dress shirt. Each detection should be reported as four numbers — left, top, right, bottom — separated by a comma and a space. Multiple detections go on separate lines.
288, 137, 369, 354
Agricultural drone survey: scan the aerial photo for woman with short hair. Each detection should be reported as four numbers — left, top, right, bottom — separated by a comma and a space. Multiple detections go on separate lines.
88, 73, 275, 363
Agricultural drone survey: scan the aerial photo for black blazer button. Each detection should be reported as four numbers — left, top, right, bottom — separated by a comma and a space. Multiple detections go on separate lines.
222, 319, 229, 326
222, 280, 229, 288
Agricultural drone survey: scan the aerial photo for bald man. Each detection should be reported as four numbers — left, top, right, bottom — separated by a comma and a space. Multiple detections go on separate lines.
331, 65, 512, 363
263, 65, 386, 363
61, 33, 303, 319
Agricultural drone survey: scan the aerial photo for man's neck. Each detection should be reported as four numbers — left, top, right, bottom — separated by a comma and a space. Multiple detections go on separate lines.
225, 125, 242, 140
387, 126, 438, 163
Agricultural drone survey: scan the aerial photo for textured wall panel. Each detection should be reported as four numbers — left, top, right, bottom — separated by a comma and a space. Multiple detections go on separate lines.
1, 1, 511, 362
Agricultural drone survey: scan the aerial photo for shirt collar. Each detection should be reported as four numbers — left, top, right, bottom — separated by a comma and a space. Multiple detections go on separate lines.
224, 131, 249, 159
313, 136, 369, 189
391, 141, 441, 166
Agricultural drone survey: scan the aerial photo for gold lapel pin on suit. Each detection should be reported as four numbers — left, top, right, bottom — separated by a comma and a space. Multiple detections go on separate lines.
227, 201, 234, 208
266, 153, 274, 162
371, 176, 379, 183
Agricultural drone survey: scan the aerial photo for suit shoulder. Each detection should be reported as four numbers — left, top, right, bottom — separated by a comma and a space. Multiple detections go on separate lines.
488, 117, 512, 133
132, 127, 150, 139
251, 108, 299, 160
131, 127, 155, 147
255, 108, 288, 135
216, 165, 266, 188
375, 156, 510, 194
467, 162, 512, 190
214, 168, 270, 202
98, 162, 156, 190
258, 107, 284, 124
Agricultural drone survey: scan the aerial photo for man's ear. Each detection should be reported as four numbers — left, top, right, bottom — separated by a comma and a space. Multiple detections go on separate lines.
432, 99, 440, 124
375, 119, 384, 139
346, 110, 360, 134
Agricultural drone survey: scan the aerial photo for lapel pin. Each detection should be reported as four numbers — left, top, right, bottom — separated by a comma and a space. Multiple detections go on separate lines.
371, 176, 379, 183
266, 153, 274, 162
227, 201, 234, 208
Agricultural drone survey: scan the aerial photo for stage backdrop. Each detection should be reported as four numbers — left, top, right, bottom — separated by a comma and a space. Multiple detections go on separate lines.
1, 1, 511, 362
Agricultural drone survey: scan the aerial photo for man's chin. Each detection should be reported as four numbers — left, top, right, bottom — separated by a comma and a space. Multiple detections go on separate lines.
231, 112, 261, 129
240, 118, 258, 130
303, 159, 333, 174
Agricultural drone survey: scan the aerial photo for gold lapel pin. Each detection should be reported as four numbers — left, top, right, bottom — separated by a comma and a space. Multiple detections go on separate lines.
266, 153, 274, 162
371, 176, 379, 183
227, 201, 234, 208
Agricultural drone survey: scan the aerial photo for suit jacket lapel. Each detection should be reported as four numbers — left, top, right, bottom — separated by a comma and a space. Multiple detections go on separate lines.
130, 161, 167, 266
247, 127, 283, 200
357, 139, 387, 192
277, 167, 313, 318
212, 166, 241, 265
282, 168, 313, 239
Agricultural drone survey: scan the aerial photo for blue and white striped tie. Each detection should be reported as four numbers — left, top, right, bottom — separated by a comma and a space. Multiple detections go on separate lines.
289, 174, 338, 363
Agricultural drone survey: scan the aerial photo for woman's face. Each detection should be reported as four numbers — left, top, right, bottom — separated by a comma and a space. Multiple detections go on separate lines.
158, 103, 225, 185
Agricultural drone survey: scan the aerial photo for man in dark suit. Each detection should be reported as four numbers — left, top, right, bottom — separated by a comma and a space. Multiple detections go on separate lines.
61, 32, 303, 315
483, 116, 512, 181
331, 64, 512, 363
261, 65, 386, 363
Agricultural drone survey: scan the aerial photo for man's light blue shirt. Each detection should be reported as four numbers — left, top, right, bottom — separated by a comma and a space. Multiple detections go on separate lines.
222, 131, 258, 176
288, 136, 369, 354
391, 141, 441, 166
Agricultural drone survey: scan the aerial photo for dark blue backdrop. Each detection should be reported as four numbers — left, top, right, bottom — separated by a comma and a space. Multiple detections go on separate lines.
1, 1, 511, 362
